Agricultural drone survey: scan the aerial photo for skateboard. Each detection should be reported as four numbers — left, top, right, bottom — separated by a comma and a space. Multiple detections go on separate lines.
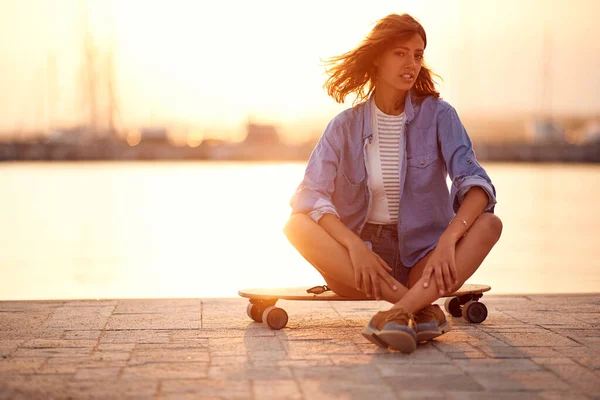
238, 283, 491, 330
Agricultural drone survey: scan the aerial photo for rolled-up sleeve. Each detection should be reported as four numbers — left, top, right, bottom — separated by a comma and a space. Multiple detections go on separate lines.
437, 105, 497, 213
289, 118, 341, 223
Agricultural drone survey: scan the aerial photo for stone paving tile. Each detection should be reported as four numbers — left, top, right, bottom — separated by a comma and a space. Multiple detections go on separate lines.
209, 355, 249, 366
62, 300, 118, 307
538, 391, 592, 400
0, 301, 65, 311
248, 349, 288, 363
293, 364, 383, 383
1, 294, 599, 399
63, 330, 102, 340
253, 379, 303, 399
501, 310, 595, 329
531, 357, 578, 366
283, 339, 362, 356
543, 363, 600, 396
37, 357, 84, 374
445, 351, 488, 360
469, 370, 570, 391
474, 344, 528, 358
487, 330, 581, 347
384, 374, 483, 392
573, 313, 600, 326
448, 391, 544, 399
298, 379, 397, 400
65, 379, 158, 399
100, 329, 172, 344
90, 351, 131, 362
388, 390, 451, 399
121, 362, 209, 380
105, 313, 201, 330
209, 364, 294, 381
169, 330, 210, 344
437, 327, 511, 347
452, 358, 543, 373
515, 346, 566, 357
160, 379, 251, 399
114, 299, 201, 314
21, 339, 97, 348
12, 347, 93, 358
0, 310, 53, 333
0, 339, 24, 358
552, 346, 600, 369
253, 356, 335, 368
73, 366, 121, 380
0, 374, 71, 399
128, 344, 209, 365
0, 357, 46, 374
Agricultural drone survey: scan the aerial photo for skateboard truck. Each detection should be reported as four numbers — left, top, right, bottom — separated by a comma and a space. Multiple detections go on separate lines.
306, 285, 330, 294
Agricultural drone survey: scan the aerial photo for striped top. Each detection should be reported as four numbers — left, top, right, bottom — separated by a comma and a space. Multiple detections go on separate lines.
366, 100, 405, 224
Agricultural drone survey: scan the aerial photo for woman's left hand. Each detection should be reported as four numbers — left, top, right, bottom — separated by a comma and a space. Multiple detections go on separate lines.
421, 239, 459, 296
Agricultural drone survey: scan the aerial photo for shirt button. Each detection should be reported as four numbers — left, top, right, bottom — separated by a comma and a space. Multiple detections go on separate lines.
420, 161, 424, 165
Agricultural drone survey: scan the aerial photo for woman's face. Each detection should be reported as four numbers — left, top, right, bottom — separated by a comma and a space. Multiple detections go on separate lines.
375, 33, 425, 92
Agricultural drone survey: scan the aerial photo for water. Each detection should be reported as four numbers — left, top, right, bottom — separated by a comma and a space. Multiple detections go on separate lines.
1, 161, 598, 300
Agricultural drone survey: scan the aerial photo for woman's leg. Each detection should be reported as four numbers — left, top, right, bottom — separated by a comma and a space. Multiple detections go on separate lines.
283, 214, 408, 301
395, 213, 503, 312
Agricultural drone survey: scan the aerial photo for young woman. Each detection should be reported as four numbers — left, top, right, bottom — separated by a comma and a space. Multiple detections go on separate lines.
283, 13, 502, 354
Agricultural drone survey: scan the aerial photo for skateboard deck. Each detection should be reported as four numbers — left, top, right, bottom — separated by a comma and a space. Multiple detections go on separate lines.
239, 283, 491, 330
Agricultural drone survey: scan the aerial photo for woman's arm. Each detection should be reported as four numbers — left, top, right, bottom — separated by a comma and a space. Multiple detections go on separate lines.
439, 186, 489, 245
437, 104, 497, 213
289, 118, 341, 221
421, 186, 490, 294
421, 104, 498, 293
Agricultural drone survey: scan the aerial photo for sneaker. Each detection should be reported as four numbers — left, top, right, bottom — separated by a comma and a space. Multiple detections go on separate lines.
413, 304, 451, 342
361, 307, 417, 354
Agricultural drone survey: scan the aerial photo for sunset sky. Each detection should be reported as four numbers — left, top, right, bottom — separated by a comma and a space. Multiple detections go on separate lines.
1, 0, 599, 141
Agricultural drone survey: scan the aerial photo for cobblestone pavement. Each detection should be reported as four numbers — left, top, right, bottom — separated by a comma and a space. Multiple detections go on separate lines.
1, 294, 599, 399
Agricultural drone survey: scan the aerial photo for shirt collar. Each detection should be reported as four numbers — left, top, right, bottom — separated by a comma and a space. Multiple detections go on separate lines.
363, 90, 414, 140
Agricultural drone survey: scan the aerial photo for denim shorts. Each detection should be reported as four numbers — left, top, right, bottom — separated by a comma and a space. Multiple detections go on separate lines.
359, 222, 412, 287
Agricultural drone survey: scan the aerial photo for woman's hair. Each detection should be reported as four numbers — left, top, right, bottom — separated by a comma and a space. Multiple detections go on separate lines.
323, 13, 441, 105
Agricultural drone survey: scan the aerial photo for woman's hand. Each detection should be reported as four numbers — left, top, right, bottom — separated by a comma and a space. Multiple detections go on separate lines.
348, 241, 398, 300
422, 239, 459, 296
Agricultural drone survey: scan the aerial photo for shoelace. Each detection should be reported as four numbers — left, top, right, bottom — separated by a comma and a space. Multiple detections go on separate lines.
414, 305, 436, 323
383, 308, 412, 325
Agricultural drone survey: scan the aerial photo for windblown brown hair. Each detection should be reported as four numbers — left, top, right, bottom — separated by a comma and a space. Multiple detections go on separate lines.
323, 14, 441, 106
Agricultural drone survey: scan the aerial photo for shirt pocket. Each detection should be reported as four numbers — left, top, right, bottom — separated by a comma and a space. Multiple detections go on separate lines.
406, 150, 442, 194
333, 171, 366, 213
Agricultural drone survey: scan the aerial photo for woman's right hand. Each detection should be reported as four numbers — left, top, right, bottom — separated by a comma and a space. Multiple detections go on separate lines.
348, 241, 398, 300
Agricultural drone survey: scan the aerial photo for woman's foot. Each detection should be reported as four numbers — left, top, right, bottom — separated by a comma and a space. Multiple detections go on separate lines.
361, 308, 417, 354
413, 304, 452, 342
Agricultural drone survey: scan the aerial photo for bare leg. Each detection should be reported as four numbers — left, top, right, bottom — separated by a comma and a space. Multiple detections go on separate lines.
283, 214, 407, 301
393, 213, 503, 312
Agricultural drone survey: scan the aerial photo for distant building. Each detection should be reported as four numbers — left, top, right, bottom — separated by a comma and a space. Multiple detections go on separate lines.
527, 119, 566, 144
582, 120, 600, 144
244, 122, 280, 146
140, 127, 169, 144
45, 126, 88, 145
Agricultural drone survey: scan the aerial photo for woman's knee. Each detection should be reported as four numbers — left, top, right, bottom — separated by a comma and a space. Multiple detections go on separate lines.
475, 213, 503, 244
283, 213, 312, 239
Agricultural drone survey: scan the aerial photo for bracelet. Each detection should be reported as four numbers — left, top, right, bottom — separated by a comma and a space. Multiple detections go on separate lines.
449, 218, 468, 237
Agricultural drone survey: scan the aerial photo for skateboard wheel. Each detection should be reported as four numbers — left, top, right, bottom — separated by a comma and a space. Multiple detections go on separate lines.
247, 303, 263, 323
262, 306, 288, 330
444, 297, 462, 318
462, 301, 488, 323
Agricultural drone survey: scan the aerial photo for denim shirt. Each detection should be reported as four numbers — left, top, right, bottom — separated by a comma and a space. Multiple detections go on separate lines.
289, 91, 497, 267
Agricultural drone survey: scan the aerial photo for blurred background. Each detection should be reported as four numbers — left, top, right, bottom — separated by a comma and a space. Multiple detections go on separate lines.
1, 0, 599, 300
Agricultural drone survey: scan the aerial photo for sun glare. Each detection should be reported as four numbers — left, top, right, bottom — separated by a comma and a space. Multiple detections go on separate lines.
104, 0, 431, 141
